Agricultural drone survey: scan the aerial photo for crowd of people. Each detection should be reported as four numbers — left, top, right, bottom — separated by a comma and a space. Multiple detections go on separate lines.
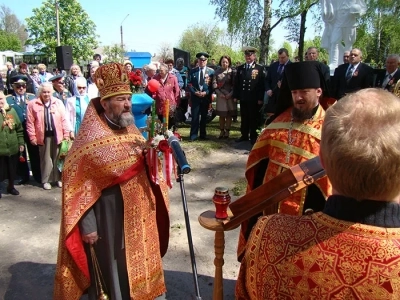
1, 46, 400, 299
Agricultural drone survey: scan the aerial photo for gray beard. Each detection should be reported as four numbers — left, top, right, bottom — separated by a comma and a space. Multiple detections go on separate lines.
118, 112, 135, 128
292, 107, 314, 122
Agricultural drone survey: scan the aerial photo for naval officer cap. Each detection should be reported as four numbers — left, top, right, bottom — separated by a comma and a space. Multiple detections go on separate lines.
48, 74, 64, 82
196, 52, 209, 61
242, 46, 257, 55
10, 74, 29, 85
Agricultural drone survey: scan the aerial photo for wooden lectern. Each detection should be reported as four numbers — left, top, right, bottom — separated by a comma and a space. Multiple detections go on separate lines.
198, 156, 325, 299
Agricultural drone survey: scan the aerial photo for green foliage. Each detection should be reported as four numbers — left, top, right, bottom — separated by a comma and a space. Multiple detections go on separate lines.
25, 0, 98, 63
0, 30, 22, 51
102, 44, 125, 64
0, 5, 28, 49
177, 23, 224, 64
354, 0, 400, 65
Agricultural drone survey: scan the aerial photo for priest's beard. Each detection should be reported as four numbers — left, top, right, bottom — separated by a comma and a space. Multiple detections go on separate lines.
118, 112, 135, 128
292, 106, 315, 122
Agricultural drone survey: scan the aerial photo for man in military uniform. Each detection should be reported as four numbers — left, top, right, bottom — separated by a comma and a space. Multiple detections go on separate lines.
233, 47, 266, 145
187, 52, 215, 141
6, 75, 41, 184
49, 74, 71, 106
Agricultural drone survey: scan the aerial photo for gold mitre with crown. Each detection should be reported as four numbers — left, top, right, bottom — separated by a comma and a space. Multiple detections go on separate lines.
94, 62, 132, 100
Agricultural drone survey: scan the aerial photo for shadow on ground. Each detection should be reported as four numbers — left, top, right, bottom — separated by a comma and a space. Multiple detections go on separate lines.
3, 262, 235, 300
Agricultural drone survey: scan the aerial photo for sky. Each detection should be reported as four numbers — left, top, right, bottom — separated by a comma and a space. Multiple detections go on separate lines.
3, 0, 318, 56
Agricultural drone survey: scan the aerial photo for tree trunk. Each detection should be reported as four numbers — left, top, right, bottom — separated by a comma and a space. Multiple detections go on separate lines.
298, 9, 308, 62
260, 0, 272, 65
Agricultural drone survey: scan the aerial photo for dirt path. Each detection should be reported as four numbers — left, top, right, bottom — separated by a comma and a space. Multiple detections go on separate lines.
0, 142, 252, 299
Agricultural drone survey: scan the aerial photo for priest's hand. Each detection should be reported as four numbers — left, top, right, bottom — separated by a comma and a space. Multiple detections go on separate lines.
82, 231, 99, 244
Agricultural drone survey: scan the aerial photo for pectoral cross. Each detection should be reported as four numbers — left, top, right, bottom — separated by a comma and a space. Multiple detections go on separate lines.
284, 146, 292, 164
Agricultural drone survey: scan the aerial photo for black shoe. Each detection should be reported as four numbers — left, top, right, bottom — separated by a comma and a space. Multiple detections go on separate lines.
7, 187, 19, 195
235, 136, 249, 143
199, 136, 209, 141
16, 177, 29, 185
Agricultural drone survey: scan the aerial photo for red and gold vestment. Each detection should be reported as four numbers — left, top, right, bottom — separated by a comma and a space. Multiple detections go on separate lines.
237, 106, 332, 259
236, 212, 400, 299
53, 99, 169, 300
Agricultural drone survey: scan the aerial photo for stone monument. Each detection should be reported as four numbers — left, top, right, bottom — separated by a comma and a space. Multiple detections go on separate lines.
320, 0, 367, 75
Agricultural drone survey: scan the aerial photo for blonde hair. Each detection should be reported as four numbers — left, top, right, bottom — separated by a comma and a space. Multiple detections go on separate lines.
321, 88, 400, 200
37, 63, 46, 70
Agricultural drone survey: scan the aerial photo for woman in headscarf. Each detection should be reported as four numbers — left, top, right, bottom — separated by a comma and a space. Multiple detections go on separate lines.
26, 82, 70, 190
0, 91, 24, 197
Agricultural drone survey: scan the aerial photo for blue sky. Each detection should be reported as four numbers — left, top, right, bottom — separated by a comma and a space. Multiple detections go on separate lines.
3, 0, 317, 55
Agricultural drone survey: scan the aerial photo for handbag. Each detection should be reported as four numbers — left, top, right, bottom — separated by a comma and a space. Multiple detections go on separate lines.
57, 140, 72, 172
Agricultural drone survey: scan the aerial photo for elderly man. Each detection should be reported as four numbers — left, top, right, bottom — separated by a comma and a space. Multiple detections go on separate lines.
233, 46, 266, 144
237, 61, 332, 260
306, 46, 331, 82
49, 74, 71, 106
187, 52, 215, 141
375, 54, 400, 92
342, 50, 350, 64
6, 75, 41, 184
236, 88, 400, 299
53, 62, 170, 300
332, 48, 373, 99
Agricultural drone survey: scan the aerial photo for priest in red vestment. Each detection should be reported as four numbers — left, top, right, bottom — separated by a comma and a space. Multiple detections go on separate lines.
237, 61, 333, 260
54, 63, 170, 300
236, 88, 400, 299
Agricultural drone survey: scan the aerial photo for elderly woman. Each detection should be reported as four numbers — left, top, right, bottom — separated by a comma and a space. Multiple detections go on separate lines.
153, 63, 180, 128
0, 91, 24, 197
65, 77, 89, 138
212, 55, 236, 138
26, 82, 70, 190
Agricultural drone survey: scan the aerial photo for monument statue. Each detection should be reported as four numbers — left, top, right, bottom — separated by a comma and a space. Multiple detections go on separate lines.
320, 0, 367, 74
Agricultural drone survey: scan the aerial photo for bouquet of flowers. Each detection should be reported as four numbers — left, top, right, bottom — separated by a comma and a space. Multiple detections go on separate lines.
129, 69, 143, 93
145, 112, 184, 188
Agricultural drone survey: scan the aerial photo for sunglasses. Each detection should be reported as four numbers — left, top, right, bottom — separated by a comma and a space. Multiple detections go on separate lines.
16, 85, 26, 89
77, 86, 86, 89
32, 71, 38, 74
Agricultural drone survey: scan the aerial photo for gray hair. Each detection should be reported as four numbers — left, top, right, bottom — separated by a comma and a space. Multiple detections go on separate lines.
75, 76, 87, 87
387, 54, 400, 63
37, 82, 53, 96
159, 63, 168, 72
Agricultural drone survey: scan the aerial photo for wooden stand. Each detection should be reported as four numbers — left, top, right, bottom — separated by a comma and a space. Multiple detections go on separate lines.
198, 210, 239, 300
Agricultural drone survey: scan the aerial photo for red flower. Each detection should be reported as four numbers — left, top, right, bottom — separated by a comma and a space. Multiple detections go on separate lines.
19, 153, 25, 162
158, 140, 170, 153
129, 69, 143, 87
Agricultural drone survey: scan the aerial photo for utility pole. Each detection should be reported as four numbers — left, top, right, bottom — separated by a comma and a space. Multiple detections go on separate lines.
55, 0, 61, 46
120, 14, 129, 49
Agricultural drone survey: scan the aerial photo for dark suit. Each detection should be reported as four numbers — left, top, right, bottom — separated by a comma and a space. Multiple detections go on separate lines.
265, 61, 291, 114
5, 69, 17, 95
6, 93, 42, 182
375, 69, 400, 92
188, 66, 214, 140
233, 62, 266, 141
332, 63, 374, 99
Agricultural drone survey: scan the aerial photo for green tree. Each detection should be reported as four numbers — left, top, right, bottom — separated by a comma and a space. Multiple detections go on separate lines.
210, 0, 316, 64
355, 0, 400, 65
0, 5, 28, 50
25, 0, 98, 63
102, 44, 125, 64
0, 30, 22, 51
177, 23, 223, 64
